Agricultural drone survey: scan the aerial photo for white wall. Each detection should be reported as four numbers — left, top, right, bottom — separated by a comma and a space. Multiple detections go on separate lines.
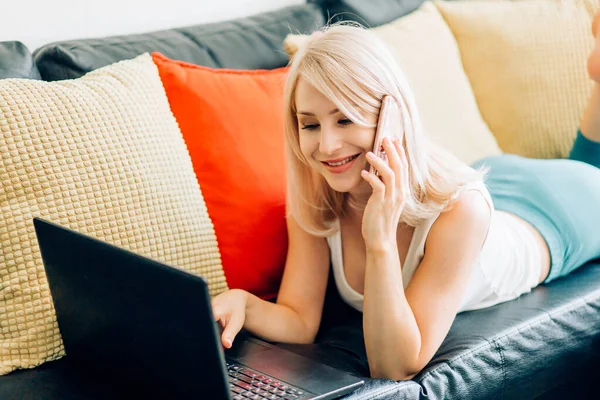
1, 0, 304, 51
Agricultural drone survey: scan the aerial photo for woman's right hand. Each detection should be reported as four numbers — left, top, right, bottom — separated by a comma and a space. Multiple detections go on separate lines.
210, 289, 249, 349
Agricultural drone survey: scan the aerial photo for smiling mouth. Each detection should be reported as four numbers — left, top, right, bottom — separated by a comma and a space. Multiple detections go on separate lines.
322, 154, 360, 167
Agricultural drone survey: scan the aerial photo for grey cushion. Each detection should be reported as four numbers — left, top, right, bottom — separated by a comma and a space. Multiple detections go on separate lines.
33, 4, 325, 81
0, 41, 41, 80
309, 0, 434, 27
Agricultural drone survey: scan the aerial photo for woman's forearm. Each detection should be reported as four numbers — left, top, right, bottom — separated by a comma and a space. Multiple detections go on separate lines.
243, 293, 316, 344
363, 245, 422, 380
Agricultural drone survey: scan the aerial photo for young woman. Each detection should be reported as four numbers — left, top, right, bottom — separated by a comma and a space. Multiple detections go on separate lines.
211, 15, 600, 380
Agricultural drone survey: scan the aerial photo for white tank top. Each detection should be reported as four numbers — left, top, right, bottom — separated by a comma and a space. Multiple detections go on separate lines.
326, 183, 543, 313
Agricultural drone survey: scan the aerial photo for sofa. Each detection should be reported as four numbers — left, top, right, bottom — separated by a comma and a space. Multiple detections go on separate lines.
1, 1, 600, 399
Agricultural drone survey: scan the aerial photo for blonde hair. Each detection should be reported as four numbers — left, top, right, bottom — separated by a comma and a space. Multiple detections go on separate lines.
284, 23, 486, 237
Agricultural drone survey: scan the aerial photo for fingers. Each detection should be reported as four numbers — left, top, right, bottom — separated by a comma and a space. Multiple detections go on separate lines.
366, 150, 394, 191
366, 137, 408, 197
221, 312, 244, 349
211, 298, 225, 323
210, 289, 249, 349
363, 137, 410, 211
211, 297, 239, 349
393, 138, 409, 184
384, 137, 402, 187
361, 168, 385, 196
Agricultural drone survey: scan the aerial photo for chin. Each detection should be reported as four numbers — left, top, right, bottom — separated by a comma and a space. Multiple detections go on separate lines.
323, 174, 364, 193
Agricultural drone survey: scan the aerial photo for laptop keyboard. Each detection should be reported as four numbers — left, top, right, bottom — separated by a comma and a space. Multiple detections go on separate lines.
227, 361, 311, 400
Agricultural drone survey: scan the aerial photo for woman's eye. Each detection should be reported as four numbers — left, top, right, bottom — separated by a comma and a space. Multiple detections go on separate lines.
338, 119, 352, 126
301, 124, 319, 131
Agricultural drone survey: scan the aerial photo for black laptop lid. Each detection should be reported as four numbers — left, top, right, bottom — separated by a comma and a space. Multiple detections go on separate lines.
33, 217, 231, 399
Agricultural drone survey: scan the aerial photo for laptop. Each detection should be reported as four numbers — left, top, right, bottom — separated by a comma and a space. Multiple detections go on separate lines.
33, 217, 364, 400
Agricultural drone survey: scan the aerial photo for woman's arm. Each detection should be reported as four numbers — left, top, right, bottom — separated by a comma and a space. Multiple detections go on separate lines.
363, 190, 491, 380
242, 212, 331, 344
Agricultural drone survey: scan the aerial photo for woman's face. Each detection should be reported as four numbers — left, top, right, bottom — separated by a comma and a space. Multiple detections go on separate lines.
295, 78, 377, 194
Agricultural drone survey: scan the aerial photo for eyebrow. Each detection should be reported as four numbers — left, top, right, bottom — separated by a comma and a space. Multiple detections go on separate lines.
296, 108, 339, 116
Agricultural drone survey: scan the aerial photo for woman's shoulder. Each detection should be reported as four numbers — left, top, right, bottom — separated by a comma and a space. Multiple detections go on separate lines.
438, 179, 493, 214
432, 189, 492, 244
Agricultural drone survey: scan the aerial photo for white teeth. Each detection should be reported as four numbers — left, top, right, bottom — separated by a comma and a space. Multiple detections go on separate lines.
326, 155, 357, 167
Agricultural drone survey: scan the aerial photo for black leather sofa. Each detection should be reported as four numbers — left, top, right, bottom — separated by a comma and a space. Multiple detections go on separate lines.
1, 1, 600, 399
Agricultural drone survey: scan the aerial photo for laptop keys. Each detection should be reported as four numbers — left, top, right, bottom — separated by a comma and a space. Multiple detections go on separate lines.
227, 362, 310, 399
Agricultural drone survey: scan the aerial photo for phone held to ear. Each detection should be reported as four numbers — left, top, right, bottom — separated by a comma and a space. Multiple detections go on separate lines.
369, 95, 403, 177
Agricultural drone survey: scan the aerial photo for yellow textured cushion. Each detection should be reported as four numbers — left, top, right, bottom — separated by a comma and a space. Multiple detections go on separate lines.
435, 0, 599, 159
0, 53, 227, 375
284, 2, 502, 165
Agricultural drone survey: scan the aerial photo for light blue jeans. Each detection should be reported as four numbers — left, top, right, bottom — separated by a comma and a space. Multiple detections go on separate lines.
472, 130, 600, 283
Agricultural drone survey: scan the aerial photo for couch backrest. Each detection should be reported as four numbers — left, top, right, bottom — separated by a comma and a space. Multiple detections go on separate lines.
309, 0, 430, 27
33, 4, 325, 81
0, 41, 41, 80
3, 0, 446, 83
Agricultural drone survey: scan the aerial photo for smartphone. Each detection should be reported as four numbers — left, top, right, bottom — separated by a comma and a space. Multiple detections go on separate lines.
369, 95, 403, 177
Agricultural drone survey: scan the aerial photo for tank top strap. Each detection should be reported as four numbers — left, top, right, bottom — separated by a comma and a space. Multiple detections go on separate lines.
401, 213, 440, 287
466, 180, 495, 212
401, 179, 493, 286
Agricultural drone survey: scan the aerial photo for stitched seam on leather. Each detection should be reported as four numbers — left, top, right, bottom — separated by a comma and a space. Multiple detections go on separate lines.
416, 336, 494, 381
416, 287, 600, 381
351, 383, 404, 400
477, 290, 600, 349
492, 340, 507, 399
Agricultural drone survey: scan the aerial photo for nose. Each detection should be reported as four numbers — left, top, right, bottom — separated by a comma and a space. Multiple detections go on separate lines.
318, 127, 343, 155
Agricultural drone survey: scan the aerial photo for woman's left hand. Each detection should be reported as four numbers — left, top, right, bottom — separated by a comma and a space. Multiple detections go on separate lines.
360, 137, 409, 251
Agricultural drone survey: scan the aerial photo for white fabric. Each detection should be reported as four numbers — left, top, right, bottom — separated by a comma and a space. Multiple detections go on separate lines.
326, 182, 542, 313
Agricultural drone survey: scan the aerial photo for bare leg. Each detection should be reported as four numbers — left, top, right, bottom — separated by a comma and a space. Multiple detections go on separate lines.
581, 11, 600, 142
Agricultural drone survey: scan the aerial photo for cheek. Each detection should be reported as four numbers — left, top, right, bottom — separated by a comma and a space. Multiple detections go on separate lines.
358, 127, 377, 151
298, 134, 316, 160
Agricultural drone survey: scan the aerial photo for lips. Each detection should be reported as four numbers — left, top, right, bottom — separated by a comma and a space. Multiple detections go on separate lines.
321, 154, 360, 174
322, 154, 360, 166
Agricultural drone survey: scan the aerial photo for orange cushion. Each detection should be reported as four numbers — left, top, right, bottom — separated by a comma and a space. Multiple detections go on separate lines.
152, 53, 289, 299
